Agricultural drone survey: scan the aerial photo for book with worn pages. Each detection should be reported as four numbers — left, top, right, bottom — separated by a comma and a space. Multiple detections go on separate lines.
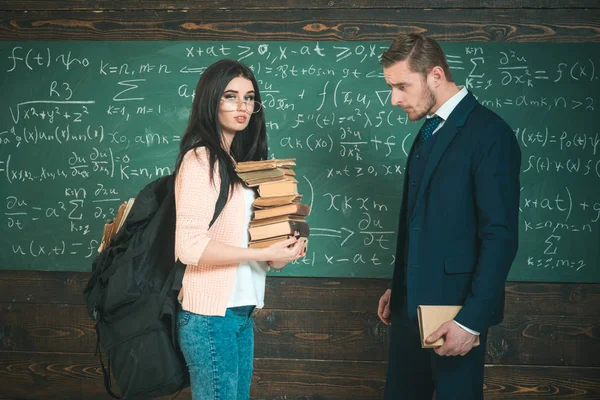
249, 214, 307, 228
417, 305, 481, 349
97, 197, 135, 252
248, 235, 290, 248
253, 202, 310, 220
248, 235, 309, 250
235, 158, 296, 172
257, 180, 298, 197
252, 194, 302, 208
237, 167, 295, 186
248, 219, 309, 241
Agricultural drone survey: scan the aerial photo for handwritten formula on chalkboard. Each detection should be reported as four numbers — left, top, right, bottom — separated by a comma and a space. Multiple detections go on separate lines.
0, 41, 598, 282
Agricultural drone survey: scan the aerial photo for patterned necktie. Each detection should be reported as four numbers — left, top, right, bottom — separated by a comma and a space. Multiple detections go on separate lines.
417, 115, 443, 143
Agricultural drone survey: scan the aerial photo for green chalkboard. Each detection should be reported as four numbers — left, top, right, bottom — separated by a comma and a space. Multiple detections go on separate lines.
0, 41, 598, 282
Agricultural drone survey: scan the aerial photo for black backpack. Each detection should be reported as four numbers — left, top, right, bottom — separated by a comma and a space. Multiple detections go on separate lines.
83, 146, 229, 399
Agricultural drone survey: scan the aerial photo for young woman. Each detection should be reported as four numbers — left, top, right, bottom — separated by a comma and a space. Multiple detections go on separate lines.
174, 59, 306, 399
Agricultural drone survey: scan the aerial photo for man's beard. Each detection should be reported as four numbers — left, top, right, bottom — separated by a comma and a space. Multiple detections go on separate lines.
413, 84, 437, 121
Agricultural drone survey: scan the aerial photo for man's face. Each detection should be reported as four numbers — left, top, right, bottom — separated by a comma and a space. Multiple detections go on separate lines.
383, 60, 437, 121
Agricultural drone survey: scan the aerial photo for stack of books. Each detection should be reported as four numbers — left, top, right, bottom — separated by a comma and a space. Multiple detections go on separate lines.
236, 158, 310, 249
97, 198, 135, 252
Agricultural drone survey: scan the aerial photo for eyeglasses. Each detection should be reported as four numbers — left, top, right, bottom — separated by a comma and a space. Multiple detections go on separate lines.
220, 97, 262, 114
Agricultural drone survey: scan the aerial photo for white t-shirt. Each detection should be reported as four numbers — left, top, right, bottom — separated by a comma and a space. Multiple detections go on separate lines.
227, 185, 268, 309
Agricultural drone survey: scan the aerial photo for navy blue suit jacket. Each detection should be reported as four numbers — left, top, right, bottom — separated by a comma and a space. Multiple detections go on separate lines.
390, 92, 522, 333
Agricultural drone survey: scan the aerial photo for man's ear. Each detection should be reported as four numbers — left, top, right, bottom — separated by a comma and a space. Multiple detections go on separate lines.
428, 66, 445, 87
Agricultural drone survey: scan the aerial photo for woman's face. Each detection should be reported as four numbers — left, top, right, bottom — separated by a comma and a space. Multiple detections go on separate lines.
218, 76, 257, 139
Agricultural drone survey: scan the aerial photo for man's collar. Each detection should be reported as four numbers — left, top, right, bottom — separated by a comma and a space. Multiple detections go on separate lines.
428, 86, 468, 120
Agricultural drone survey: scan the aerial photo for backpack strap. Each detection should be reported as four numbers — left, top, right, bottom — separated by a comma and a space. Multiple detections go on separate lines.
171, 156, 230, 293
95, 327, 122, 399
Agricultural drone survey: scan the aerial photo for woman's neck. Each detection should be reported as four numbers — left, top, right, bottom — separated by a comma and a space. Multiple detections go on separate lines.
222, 131, 234, 152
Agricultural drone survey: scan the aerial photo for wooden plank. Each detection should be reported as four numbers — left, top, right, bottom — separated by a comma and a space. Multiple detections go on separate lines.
0, 303, 97, 353
1, 271, 599, 315
2, 303, 599, 366
256, 362, 600, 399
0, 303, 389, 361
253, 309, 388, 361
252, 358, 387, 399
504, 282, 600, 318
483, 365, 600, 399
1, 352, 598, 399
486, 314, 600, 366
0, 352, 113, 400
0, 270, 88, 305
264, 276, 388, 312
0, 351, 385, 400
0, 271, 389, 311
0, 9, 598, 41
267, 279, 600, 316
3, 0, 599, 11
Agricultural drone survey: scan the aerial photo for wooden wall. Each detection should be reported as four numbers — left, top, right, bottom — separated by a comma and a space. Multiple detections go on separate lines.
1, 1, 599, 399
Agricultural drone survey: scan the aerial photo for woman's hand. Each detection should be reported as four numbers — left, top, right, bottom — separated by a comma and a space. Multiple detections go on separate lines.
262, 231, 307, 271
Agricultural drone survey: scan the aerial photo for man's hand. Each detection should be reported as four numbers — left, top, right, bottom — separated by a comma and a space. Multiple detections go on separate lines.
377, 289, 392, 325
426, 321, 478, 356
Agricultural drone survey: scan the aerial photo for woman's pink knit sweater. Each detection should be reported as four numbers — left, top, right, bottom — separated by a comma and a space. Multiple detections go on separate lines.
175, 148, 245, 316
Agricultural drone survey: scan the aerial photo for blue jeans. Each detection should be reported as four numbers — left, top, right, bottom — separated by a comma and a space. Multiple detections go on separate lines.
176, 306, 255, 400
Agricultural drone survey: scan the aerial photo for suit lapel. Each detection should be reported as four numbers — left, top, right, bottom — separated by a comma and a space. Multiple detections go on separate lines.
409, 92, 478, 222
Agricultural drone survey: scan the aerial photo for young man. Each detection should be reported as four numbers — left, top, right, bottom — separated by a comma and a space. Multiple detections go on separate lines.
377, 34, 521, 399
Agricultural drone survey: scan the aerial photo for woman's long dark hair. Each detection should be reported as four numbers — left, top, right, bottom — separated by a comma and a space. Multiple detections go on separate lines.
174, 59, 268, 195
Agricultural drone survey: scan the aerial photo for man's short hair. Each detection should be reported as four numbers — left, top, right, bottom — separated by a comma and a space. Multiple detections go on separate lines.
381, 33, 454, 82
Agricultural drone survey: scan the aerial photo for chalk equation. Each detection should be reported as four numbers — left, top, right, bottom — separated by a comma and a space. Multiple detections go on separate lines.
1, 41, 598, 281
